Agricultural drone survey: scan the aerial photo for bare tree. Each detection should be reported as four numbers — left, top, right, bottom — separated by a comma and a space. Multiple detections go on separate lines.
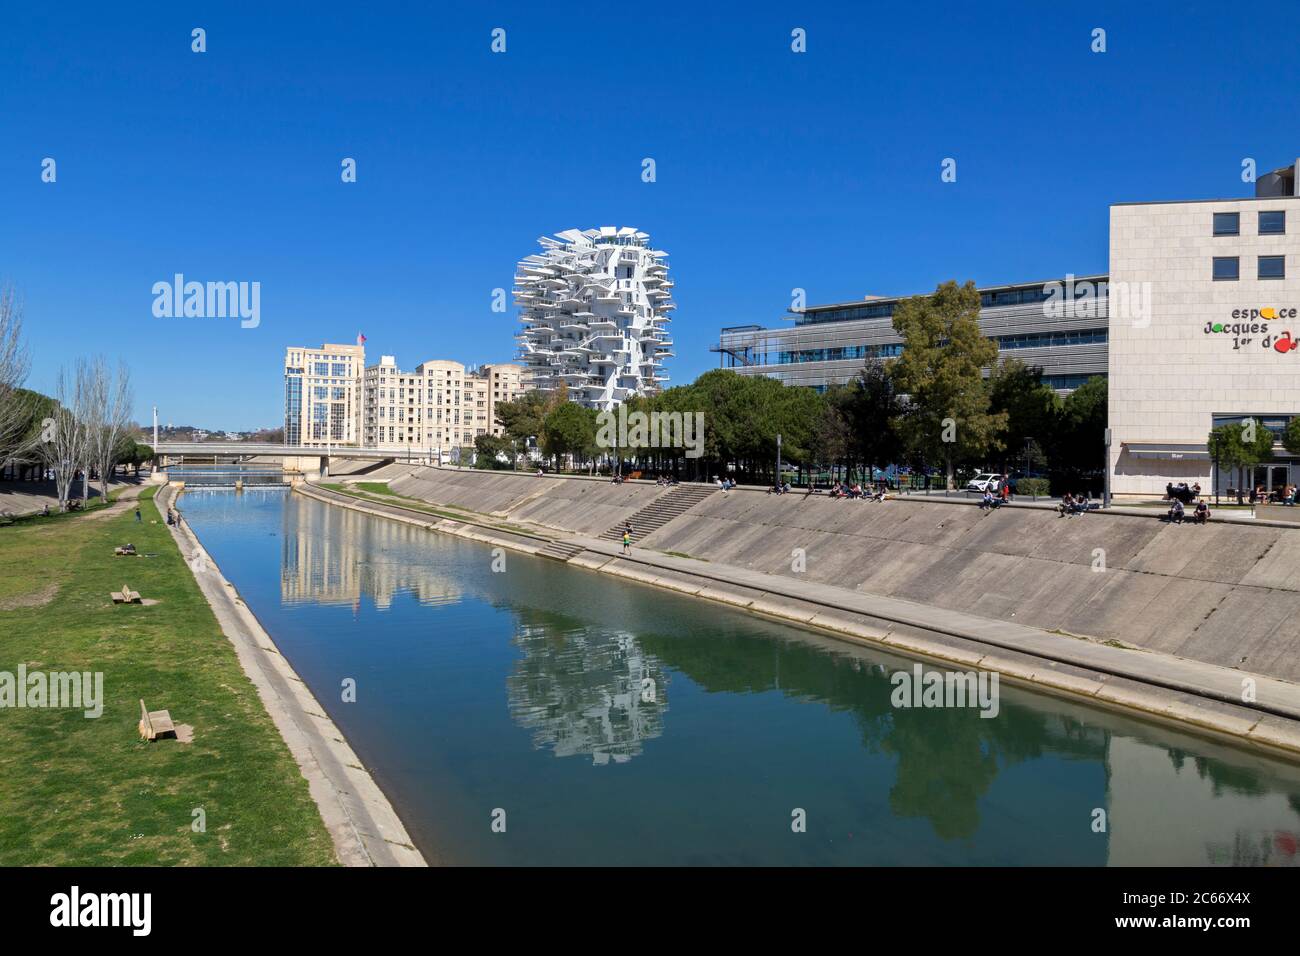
44, 361, 93, 510
0, 284, 35, 470
87, 358, 134, 503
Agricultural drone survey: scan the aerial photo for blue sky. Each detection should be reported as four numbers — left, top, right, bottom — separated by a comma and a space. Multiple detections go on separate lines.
1, 1, 1293, 429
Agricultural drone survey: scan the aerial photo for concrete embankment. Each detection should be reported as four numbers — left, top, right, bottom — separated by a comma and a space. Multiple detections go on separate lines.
299, 472, 1300, 758
333, 465, 1300, 686
165, 484, 426, 866
639, 490, 1300, 682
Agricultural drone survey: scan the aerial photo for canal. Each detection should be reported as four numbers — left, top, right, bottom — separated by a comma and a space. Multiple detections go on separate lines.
180, 487, 1300, 866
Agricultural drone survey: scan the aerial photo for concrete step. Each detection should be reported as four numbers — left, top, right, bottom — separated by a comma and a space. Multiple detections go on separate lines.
537, 540, 585, 562
599, 485, 718, 542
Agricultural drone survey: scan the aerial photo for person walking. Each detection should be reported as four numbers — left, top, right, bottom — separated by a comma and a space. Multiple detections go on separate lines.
134, 506, 142, 523
622, 528, 632, 556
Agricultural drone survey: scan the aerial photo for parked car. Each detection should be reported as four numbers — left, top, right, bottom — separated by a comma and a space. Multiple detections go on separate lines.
965, 473, 1003, 493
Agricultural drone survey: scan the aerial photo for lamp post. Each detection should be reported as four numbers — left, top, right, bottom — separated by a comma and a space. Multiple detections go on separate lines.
1103, 427, 1112, 509
1023, 436, 1033, 501
776, 433, 782, 489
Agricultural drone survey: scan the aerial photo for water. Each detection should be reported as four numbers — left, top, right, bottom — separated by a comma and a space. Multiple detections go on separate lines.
180, 488, 1300, 866
166, 464, 286, 487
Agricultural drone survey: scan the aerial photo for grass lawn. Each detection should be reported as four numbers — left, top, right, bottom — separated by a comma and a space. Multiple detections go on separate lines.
352, 481, 395, 496
0, 487, 337, 865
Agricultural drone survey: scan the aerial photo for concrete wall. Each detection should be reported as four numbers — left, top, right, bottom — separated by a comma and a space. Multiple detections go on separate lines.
378, 465, 668, 532
640, 490, 1300, 681
325, 467, 1300, 683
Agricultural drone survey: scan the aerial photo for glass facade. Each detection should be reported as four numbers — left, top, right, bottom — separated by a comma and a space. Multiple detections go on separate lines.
717, 276, 1110, 393
722, 330, 1107, 368
284, 375, 302, 446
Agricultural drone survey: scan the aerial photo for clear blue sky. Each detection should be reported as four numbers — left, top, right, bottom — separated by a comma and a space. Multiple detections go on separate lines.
1, 1, 1291, 429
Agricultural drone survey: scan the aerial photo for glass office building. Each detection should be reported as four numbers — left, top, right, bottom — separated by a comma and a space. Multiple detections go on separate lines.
716, 276, 1109, 394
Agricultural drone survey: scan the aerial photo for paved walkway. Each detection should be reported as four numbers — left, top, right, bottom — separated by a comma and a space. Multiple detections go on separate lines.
0, 476, 147, 518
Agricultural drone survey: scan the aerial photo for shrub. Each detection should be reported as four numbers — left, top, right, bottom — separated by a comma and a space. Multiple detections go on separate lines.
1017, 477, 1050, 497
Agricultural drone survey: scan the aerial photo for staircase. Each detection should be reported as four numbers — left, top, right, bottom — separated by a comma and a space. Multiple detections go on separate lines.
598, 484, 717, 544
537, 539, 585, 562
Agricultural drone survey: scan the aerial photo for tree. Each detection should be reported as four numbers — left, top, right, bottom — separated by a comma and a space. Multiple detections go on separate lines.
0, 388, 51, 475
988, 359, 1060, 473
540, 400, 595, 471
473, 433, 513, 468
1054, 376, 1106, 472
889, 281, 1007, 488
86, 358, 134, 503
808, 386, 850, 478
495, 391, 548, 466
1208, 419, 1274, 503
1283, 417, 1300, 459
0, 285, 34, 471
130, 442, 154, 476
846, 360, 903, 482
42, 360, 94, 510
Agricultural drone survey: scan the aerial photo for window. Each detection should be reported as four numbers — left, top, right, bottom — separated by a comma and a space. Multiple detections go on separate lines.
1260, 210, 1286, 235
1213, 256, 1240, 281
1259, 255, 1285, 280
1213, 212, 1240, 236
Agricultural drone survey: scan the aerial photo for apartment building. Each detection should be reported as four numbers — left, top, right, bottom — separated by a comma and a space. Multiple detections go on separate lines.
516, 226, 675, 409
360, 356, 525, 455
480, 363, 525, 437
283, 342, 365, 447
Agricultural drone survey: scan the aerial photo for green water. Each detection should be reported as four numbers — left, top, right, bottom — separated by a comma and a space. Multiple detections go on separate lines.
179, 488, 1300, 866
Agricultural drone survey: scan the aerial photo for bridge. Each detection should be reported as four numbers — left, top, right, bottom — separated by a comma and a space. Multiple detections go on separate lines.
152, 442, 425, 460
152, 442, 441, 478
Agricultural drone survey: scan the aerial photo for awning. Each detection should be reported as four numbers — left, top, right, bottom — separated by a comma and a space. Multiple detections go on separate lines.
1122, 442, 1211, 461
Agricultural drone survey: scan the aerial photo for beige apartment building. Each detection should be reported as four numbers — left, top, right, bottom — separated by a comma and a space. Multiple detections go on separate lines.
283, 342, 365, 447
360, 356, 524, 456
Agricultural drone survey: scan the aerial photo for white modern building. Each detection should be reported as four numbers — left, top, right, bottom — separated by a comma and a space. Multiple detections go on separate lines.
1109, 160, 1300, 499
515, 227, 675, 409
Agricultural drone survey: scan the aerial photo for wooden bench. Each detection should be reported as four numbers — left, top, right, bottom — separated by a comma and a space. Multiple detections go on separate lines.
111, 584, 141, 604
138, 699, 175, 741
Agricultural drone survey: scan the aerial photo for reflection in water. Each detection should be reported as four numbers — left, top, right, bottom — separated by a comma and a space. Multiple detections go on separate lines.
506, 613, 667, 765
178, 488, 1300, 865
634, 627, 1110, 841
282, 496, 668, 764
281, 498, 463, 609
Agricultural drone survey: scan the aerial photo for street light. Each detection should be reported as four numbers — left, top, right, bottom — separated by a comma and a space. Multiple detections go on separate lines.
1023, 436, 1033, 501
1103, 427, 1112, 509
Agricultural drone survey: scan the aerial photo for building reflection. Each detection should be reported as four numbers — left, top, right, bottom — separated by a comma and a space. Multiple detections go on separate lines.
505, 612, 667, 765
276, 493, 1300, 855
280, 496, 464, 609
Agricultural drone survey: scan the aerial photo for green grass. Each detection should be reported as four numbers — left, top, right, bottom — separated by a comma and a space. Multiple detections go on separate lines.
0, 489, 337, 865
352, 481, 395, 496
